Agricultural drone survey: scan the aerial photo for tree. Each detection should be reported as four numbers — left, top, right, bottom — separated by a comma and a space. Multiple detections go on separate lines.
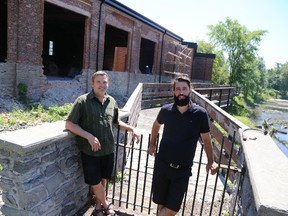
196, 39, 229, 84
279, 63, 288, 96
208, 18, 266, 85
207, 17, 267, 101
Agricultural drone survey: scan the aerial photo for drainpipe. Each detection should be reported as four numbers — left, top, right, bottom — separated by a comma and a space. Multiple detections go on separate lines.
158, 30, 166, 83
96, 0, 105, 71
14, 0, 20, 97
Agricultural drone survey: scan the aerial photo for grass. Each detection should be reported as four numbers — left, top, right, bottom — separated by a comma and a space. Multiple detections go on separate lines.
0, 103, 72, 131
234, 115, 256, 128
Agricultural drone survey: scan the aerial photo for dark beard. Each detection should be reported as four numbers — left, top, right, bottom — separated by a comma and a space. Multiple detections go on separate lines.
174, 94, 190, 106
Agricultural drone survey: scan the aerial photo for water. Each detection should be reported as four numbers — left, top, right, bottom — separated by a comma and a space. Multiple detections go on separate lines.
253, 100, 288, 157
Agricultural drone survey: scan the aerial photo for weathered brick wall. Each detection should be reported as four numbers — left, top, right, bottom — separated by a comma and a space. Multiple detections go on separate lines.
161, 34, 194, 78
1, 0, 202, 101
192, 56, 214, 82
6, 0, 45, 100
99, 4, 163, 75
7, 1, 43, 65
3, 0, 99, 101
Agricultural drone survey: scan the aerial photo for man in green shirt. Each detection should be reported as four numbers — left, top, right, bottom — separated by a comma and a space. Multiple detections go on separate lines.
66, 71, 140, 216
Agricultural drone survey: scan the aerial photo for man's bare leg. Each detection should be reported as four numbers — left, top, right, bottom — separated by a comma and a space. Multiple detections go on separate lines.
93, 179, 105, 210
92, 179, 115, 215
157, 205, 177, 216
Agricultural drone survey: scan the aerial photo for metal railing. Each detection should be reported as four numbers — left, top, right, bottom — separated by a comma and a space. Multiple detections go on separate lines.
106, 130, 240, 215
105, 82, 244, 215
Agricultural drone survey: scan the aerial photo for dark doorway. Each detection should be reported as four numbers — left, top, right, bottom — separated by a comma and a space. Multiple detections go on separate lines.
103, 25, 128, 72
139, 38, 155, 74
43, 2, 85, 77
0, 0, 7, 62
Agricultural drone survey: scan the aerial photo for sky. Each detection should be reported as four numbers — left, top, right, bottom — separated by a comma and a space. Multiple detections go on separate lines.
117, 0, 288, 69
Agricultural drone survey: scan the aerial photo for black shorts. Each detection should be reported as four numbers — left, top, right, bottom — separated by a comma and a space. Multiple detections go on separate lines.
152, 156, 192, 212
81, 152, 114, 185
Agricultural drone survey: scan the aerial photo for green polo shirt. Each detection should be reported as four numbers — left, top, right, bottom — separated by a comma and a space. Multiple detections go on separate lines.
67, 90, 119, 156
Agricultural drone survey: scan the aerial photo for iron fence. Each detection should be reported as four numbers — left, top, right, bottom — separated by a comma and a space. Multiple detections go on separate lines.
105, 130, 243, 216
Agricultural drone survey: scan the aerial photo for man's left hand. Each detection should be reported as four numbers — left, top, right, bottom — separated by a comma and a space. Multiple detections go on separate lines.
206, 161, 218, 175
132, 129, 141, 144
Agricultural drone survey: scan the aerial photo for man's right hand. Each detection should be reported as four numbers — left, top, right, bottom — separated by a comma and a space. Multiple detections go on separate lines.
148, 144, 156, 156
88, 135, 101, 152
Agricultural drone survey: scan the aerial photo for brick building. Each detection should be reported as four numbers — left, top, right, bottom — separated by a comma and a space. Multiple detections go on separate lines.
0, 0, 215, 101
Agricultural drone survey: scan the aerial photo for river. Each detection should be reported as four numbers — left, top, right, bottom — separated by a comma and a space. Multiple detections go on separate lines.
253, 99, 288, 157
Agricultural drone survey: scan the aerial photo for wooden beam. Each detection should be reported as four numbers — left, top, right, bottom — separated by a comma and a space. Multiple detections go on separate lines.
168, 51, 182, 59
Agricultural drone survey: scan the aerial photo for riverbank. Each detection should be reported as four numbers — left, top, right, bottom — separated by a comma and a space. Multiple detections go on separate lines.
262, 99, 288, 111
253, 98, 288, 157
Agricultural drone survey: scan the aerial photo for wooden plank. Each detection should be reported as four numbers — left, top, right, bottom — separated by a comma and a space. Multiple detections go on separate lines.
213, 143, 236, 182
142, 98, 173, 107
210, 123, 238, 163
142, 91, 172, 98
168, 51, 182, 59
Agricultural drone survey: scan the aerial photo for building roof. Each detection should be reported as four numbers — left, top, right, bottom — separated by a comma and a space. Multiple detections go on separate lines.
105, 0, 183, 41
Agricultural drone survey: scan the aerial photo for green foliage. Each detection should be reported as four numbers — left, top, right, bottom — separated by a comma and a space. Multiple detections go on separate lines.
226, 95, 250, 117
197, 39, 229, 84
208, 17, 267, 101
113, 171, 126, 183
0, 115, 5, 125
234, 115, 255, 128
267, 62, 288, 97
17, 83, 29, 105
225, 95, 257, 128
0, 104, 72, 130
0, 164, 3, 171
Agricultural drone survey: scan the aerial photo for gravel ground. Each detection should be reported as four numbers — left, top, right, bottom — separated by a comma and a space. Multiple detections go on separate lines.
0, 96, 26, 113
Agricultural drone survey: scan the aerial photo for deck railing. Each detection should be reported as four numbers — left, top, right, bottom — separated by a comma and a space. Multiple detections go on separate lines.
0, 82, 287, 216
142, 83, 240, 109
141, 83, 242, 183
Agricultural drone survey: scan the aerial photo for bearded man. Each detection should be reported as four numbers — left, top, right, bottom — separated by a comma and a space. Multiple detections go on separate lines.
148, 76, 218, 216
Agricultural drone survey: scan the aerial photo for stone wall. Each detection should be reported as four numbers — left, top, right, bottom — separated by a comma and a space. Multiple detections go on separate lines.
0, 62, 16, 96
0, 122, 89, 216
0, 82, 142, 216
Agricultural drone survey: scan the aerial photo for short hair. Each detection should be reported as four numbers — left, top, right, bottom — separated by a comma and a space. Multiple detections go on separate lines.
92, 71, 108, 82
172, 75, 191, 90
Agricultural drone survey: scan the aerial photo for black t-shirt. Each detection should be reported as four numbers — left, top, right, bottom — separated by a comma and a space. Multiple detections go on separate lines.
157, 102, 210, 166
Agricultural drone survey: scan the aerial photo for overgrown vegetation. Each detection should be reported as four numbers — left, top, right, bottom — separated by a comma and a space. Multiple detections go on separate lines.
17, 83, 30, 106
225, 94, 257, 128
0, 103, 72, 131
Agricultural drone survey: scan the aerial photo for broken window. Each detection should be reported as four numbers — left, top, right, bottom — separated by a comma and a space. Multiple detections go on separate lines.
139, 38, 155, 74
0, 0, 7, 62
43, 2, 85, 78
103, 25, 128, 72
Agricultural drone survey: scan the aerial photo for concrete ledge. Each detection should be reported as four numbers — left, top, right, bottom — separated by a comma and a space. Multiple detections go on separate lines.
0, 121, 71, 155
242, 129, 288, 215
